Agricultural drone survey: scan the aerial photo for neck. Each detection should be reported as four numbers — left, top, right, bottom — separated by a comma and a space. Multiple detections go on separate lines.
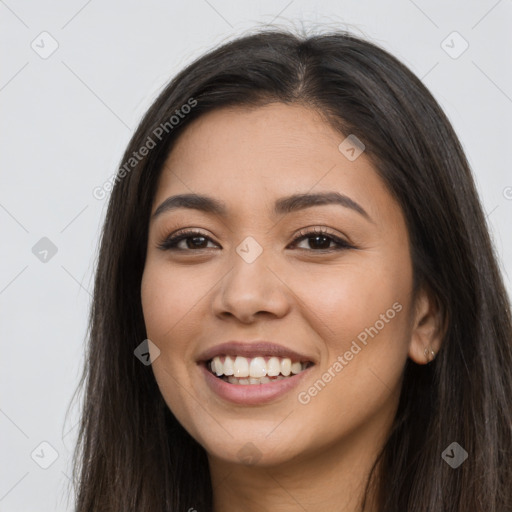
208, 413, 390, 512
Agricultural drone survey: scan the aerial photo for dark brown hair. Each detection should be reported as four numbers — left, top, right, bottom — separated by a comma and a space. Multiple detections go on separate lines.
71, 27, 512, 511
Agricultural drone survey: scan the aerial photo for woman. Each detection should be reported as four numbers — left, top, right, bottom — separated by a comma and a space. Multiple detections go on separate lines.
72, 27, 512, 511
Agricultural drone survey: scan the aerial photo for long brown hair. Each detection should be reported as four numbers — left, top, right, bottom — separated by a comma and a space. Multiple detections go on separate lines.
71, 27, 512, 511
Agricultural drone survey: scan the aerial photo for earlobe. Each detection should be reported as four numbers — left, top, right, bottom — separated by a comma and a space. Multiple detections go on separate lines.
422, 346, 436, 363
408, 285, 445, 365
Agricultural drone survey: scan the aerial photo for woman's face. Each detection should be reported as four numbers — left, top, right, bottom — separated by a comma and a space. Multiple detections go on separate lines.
141, 103, 429, 468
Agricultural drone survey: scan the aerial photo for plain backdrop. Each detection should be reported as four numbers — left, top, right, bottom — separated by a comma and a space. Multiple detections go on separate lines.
1, 1, 511, 510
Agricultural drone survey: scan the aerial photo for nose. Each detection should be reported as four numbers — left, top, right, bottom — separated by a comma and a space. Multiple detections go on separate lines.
211, 249, 291, 324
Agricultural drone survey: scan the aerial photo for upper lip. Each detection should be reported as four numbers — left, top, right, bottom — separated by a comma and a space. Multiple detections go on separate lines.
197, 341, 316, 364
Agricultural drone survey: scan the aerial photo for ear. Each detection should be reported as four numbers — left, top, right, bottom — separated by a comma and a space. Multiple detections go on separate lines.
408, 284, 445, 365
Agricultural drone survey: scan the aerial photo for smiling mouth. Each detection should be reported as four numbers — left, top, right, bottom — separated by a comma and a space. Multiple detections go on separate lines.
206, 355, 314, 385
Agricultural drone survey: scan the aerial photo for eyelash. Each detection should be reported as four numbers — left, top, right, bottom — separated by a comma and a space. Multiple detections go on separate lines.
157, 227, 353, 253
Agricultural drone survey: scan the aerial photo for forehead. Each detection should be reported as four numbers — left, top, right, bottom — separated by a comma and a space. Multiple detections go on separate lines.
152, 103, 399, 228
162, 102, 347, 178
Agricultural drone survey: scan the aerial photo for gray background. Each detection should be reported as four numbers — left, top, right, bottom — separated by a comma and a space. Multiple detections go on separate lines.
1, 1, 511, 510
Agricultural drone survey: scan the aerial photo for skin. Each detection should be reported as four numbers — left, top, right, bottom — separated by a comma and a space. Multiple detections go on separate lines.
141, 103, 443, 512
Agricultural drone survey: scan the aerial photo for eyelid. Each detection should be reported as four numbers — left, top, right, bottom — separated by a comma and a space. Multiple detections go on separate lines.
157, 226, 354, 252
292, 226, 346, 242
156, 228, 216, 251
290, 226, 353, 250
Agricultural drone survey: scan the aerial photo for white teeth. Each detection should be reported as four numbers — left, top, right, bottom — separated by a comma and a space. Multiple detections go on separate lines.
224, 374, 286, 385
267, 357, 281, 376
280, 358, 291, 376
223, 356, 234, 376
213, 358, 222, 376
249, 357, 267, 378
291, 362, 302, 374
233, 356, 249, 378
209, 355, 310, 381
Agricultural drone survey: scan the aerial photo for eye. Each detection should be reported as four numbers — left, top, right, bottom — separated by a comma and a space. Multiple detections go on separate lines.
157, 229, 218, 251
157, 227, 353, 253
289, 227, 353, 252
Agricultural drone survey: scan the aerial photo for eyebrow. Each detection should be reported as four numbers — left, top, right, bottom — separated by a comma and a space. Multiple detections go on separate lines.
152, 191, 374, 223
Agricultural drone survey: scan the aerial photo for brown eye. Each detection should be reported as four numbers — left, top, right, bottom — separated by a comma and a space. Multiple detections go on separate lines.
157, 227, 353, 253
157, 230, 218, 251
290, 227, 353, 251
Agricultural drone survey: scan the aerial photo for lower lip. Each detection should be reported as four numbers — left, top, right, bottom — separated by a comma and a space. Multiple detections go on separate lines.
199, 363, 313, 405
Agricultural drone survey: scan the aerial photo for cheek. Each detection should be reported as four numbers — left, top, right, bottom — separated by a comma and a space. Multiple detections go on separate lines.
141, 262, 204, 342
140, 263, 206, 435
290, 258, 411, 399
292, 260, 409, 340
